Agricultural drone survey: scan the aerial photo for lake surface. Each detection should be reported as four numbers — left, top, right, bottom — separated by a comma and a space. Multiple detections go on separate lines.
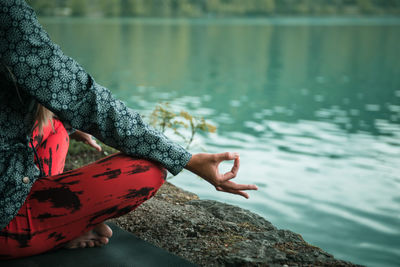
41, 17, 400, 266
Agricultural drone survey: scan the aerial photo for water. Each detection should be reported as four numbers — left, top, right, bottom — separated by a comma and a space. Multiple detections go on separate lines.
41, 17, 400, 266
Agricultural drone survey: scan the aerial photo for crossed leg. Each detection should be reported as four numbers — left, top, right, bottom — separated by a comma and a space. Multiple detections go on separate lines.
0, 119, 166, 259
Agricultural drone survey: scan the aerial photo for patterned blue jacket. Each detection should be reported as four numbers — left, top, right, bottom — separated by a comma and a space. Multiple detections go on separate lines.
0, 0, 192, 230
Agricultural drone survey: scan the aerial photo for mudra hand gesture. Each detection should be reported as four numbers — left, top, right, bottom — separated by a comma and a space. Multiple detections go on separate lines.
185, 152, 258, 198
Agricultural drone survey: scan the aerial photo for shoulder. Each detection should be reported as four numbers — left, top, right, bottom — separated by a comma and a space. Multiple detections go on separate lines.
0, 0, 41, 50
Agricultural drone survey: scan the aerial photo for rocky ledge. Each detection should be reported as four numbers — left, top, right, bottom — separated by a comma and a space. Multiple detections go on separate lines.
65, 143, 359, 266
110, 182, 360, 266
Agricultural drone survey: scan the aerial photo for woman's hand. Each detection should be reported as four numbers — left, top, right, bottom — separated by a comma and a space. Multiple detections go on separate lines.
70, 130, 102, 152
184, 152, 258, 199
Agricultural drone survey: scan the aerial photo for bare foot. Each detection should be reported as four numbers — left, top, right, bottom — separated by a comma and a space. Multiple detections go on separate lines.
65, 223, 113, 249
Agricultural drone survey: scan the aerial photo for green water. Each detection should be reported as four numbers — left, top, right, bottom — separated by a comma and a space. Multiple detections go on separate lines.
42, 17, 400, 266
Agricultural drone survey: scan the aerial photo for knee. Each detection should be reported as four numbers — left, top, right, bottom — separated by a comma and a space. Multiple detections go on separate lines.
113, 153, 167, 191
112, 157, 167, 203
92, 153, 167, 197
140, 160, 167, 192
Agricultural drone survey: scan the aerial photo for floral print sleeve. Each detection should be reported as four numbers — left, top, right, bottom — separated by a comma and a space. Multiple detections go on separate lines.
0, 0, 191, 175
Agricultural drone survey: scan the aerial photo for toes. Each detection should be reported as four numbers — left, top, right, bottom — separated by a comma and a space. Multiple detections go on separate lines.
79, 241, 86, 248
64, 224, 113, 250
100, 236, 109, 245
104, 224, 113, 238
94, 223, 113, 238
91, 237, 108, 247
87, 240, 95, 248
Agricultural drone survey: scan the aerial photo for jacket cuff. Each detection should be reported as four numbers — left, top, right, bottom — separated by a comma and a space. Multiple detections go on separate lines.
168, 150, 192, 176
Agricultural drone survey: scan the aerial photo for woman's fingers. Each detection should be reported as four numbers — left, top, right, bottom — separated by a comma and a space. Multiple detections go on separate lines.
85, 138, 102, 152
222, 156, 240, 181
219, 180, 258, 191
89, 139, 102, 151
216, 186, 250, 199
187, 152, 257, 199
216, 152, 257, 198
235, 190, 249, 199
216, 181, 258, 198
218, 152, 239, 161
216, 152, 240, 182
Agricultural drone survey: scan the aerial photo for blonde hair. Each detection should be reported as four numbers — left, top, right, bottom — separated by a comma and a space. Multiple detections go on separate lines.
34, 104, 55, 135
1, 63, 55, 135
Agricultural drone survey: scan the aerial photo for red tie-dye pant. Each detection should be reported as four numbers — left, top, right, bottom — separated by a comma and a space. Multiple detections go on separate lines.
0, 118, 166, 259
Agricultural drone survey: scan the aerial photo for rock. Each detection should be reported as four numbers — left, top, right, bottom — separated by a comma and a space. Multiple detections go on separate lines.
110, 182, 362, 266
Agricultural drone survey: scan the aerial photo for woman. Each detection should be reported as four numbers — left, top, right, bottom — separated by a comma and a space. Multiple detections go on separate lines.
0, 0, 258, 259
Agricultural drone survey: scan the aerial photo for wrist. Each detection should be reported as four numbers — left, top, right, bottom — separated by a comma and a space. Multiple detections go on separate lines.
184, 153, 198, 172
184, 153, 215, 185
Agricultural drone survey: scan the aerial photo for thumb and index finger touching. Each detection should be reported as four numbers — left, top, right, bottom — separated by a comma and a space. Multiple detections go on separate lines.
215, 151, 259, 193
215, 152, 240, 181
